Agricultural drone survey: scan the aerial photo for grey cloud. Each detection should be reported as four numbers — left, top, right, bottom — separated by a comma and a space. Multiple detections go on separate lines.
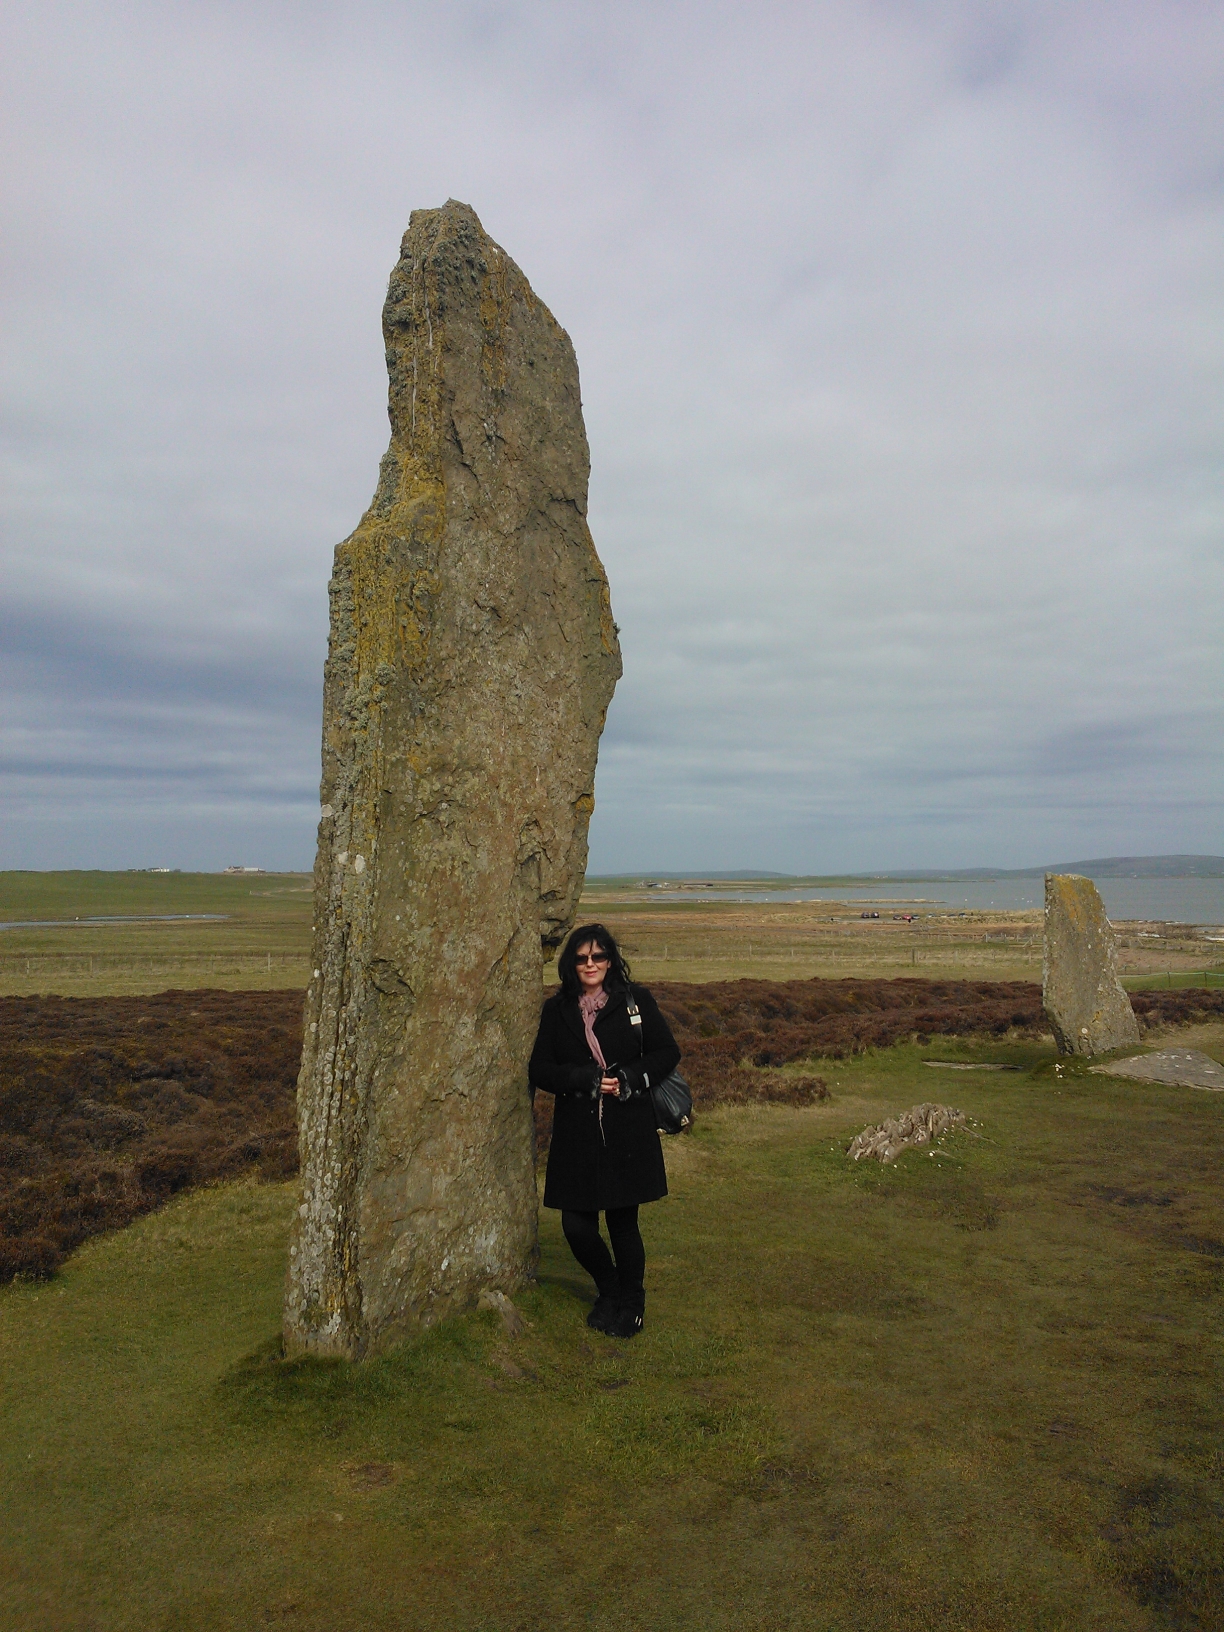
1, 0, 1221, 873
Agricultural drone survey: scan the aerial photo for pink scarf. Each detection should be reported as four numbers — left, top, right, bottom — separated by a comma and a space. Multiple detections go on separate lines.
578, 988, 609, 1068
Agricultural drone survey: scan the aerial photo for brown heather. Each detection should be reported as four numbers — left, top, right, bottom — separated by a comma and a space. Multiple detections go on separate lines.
3, 978, 1222, 1281
0, 990, 302, 1280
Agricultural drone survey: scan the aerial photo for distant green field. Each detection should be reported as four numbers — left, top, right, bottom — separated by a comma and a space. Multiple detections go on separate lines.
0, 870, 310, 920
2, 1032, 1222, 1629
0, 871, 314, 994
1, 872, 1219, 997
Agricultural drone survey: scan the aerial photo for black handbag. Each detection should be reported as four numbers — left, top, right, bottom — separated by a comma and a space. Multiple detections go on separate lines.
650, 1068, 694, 1135
625, 994, 693, 1134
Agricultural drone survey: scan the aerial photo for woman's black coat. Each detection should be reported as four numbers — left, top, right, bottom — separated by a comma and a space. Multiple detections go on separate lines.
529, 982, 681, 1212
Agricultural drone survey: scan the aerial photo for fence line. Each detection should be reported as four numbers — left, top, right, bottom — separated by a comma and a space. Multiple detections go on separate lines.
1, 948, 1218, 986
0, 952, 312, 974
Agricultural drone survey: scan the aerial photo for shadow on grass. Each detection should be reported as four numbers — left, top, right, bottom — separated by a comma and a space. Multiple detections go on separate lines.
216, 1312, 491, 1428
1107, 1471, 1224, 1627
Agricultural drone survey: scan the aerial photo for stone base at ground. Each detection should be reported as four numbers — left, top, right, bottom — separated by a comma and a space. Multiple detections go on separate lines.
1090, 1049, 1224, 1090
846, 1103, 965, 1164
1043, 874, 1140, 1056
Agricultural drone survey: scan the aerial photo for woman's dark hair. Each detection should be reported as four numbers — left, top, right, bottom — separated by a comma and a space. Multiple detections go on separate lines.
557, 923, 632, 998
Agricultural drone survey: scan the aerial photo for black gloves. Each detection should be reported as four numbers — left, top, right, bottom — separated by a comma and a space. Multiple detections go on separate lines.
563, 1063, 602, 1095
559, 1064, 646, 1099
612, 1065, 645, 1099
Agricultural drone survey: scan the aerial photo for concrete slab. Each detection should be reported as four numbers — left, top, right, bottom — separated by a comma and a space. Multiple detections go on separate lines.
1090, 1049, 1224, 1090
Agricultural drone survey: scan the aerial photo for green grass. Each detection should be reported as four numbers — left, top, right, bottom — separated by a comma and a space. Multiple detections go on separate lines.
0, 869, 312, 920
1124, 969, 1224, 991
0, 872, 313, 995
3, 1031, 1223, 1630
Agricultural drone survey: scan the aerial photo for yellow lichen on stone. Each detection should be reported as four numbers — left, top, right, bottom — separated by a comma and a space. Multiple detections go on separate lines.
284, 201, 621, 1360
1043, 874, 1139, 1057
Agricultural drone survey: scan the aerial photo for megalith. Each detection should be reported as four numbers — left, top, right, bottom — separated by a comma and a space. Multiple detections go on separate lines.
1043, 874, 1139, 1056
284, 201, 621, 1359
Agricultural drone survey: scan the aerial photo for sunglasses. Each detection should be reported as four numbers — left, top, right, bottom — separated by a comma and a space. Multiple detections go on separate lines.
574, 952, 610, 966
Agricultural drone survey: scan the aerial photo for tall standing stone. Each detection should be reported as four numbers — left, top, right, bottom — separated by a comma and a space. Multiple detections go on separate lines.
1043, 874, 1139, 1056
284, 202, 621, 1359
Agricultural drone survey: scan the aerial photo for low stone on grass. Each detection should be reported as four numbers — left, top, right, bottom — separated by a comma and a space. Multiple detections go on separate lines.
1090, 1049, 1224, 1090
846, 1102, 966, 1164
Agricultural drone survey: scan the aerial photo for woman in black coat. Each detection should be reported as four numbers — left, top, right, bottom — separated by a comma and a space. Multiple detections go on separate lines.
529, 922, 681, 1339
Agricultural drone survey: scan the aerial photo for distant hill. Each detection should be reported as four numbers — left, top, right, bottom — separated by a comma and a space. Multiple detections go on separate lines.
591, 856, 1224, 883
1042, 855, 1224, 878
588, 870, 792, 881
876, 856, 1224, 881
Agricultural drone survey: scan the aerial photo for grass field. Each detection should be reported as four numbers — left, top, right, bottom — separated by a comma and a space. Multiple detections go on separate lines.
2, 1022, 1222, 1630
0, 872, 314, 996
1, 873, 1220, 997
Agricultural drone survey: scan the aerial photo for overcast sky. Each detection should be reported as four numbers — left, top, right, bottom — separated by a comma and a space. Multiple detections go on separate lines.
2, 0, 1221, 875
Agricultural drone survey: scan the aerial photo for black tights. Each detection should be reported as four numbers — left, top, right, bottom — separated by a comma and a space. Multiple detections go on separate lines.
561, 1206, 645, 1296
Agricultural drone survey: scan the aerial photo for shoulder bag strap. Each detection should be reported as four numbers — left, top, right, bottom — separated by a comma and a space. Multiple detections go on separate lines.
625, 992, 642, 1037
625, 991, 646, 1072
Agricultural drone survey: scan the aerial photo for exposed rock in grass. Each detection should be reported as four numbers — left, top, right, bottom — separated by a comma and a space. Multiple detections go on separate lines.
347, 1462, 396, 1488
1090, 1049, 1224, 1090
846, 1103, 966, 1164
476, 1289, 528, 1336
923, 1061, 1019, 1071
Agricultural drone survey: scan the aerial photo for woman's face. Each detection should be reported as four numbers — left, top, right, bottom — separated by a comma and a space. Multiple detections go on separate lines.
574, 940, 610, 992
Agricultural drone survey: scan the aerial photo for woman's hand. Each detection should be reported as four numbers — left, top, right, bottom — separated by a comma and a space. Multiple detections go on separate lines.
600, 1075, 621, 1095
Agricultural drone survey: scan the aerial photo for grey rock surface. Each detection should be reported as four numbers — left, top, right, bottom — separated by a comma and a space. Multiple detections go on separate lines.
1043, 874, 1140, 1057
284, 201, 621, 1359
922, 1061, 1018, 1072
846, 1103, 966, 1164
1089, 1049, 1224, 1090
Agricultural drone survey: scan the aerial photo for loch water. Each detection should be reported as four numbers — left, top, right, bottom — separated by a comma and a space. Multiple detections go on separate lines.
714, 878, 1224, 926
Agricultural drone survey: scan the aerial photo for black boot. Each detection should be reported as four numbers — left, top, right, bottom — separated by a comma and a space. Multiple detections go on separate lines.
586, 1282, 619, 1334
608, 1283, 645, 1340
